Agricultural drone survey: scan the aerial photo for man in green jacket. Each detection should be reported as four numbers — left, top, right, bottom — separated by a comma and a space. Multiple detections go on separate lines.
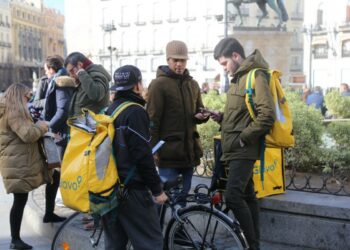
213, 38, 275, 250
147, 40, 208, 204
64, 52, 111, 117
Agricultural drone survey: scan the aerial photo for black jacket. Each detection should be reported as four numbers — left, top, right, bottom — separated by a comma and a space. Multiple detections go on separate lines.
43, 68, 75, 145
106, 91, 162, 196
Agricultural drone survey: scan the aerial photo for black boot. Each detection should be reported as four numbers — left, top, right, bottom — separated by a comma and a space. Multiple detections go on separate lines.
43, 213, 66, 223
10, 239, 33, 250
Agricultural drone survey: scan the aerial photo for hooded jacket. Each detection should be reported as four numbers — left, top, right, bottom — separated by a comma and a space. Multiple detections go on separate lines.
221, 50, 276, 161
147, 66, 206, 168
0, 98, 48, 193
43, 69, 75, 140
69, 64, 111, 117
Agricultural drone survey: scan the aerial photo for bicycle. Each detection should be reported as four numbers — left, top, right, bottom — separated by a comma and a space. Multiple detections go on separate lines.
51, 178, 248, 250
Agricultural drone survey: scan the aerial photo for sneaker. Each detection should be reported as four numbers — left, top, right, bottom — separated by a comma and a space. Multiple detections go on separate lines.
10, 239, 33, 249
43, 213, 67, 223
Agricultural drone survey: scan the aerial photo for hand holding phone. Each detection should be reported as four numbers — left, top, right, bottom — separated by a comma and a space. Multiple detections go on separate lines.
200, 107, 223, 123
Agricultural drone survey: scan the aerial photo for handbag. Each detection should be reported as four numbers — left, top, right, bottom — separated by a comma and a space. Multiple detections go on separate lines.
42, 132, 61, 169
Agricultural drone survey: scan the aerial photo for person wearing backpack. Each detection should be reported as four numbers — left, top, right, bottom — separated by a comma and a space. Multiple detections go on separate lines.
102, 65, 167, 250
212, 38, 276, 250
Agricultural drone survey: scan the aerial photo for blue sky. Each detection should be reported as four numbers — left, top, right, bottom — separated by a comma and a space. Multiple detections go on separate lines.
44, 0, 64, 14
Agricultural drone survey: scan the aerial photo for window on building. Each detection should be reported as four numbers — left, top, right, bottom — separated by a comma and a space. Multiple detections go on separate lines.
168, 0, 180, 22
152, 2, 162, 24
119, 57, 132, 67
347, 4, 350, 23
23, 46, 27, 60
0, 33, 3, 41
313, 44, 328, 59
136, 30, 142, 52
120, 32, 126, 53
186, 26, 196, 51
120, 5, 131, 26
18, 45, 21, 58
17, 10, 20, 17
342, 40, 350, 57
135, 58, 147, 72
204, 54, 216, 71
151, 57, 163, 71
291, 0, 303, 20
136, 3, 146, 25
152, 29, 162, 52
185, 0, 197, 20
0, 14, 3, 23
204, 24, 216, 49
290, 55, 302, 72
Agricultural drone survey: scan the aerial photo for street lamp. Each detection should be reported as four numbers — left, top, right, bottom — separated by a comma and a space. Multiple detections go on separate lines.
103, 21, 116, 77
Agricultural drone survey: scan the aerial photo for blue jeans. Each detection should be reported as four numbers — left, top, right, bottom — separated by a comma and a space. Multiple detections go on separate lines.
158, 167, 193, 206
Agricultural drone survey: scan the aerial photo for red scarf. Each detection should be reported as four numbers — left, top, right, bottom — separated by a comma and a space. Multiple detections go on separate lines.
82, 59, 93, 69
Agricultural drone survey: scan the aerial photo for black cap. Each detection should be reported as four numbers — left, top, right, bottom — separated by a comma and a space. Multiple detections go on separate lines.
110, 65, 142, 91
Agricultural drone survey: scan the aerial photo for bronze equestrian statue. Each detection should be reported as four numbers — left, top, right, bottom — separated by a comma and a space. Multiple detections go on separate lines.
229, 0, 289, 27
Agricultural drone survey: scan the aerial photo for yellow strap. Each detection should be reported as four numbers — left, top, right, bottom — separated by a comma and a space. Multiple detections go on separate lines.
110, 102, 143, 121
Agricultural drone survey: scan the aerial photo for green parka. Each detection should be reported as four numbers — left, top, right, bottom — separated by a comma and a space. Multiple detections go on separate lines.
0, 98, 48, 193
147, 66, 206, 168
221, 50, 276, 161
69, 64, 111, 117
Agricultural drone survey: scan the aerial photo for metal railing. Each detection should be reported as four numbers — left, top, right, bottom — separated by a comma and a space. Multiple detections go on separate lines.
196, 149, 350, 197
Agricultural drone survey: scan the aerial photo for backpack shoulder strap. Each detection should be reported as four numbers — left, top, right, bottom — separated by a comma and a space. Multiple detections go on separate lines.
110, 101, 143, 121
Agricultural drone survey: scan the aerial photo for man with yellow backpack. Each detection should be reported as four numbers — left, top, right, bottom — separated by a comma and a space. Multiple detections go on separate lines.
212, 37, 276, 250
103, 65, 167, 249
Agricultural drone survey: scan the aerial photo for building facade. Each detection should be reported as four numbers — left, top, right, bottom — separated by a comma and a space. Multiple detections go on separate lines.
10, 0, 43, 86
0, 0, 13, 90
304, 0, 350, 91
65, 0, 304, 89
42, 7, 65, 59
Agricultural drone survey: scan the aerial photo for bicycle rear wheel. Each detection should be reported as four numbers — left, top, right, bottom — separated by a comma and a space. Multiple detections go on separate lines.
164, 205, 247, 250
51, 212, 103, 250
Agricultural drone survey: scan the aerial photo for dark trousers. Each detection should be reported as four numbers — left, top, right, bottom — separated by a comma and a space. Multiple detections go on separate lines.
102, 189, 163, 250
225, 160, 260, 250
10, 193, 29, 240
45, 144, 65, 215
45, 169, 60, 215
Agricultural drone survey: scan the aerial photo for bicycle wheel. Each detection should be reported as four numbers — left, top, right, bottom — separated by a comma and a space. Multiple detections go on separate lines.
51, 212, 103, 250
164, 205, 248, 250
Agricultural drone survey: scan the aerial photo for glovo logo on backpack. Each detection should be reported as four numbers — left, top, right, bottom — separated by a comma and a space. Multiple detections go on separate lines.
245, 69, 295, 148
60, 102, 139, 214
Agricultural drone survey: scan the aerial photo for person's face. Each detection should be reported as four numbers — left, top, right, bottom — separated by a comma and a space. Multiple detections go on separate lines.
167, 58, 187, 75
218, 53, 241, 77
66, 62, 83, 79
340, 84, 348, 93
44, 64, 55, 78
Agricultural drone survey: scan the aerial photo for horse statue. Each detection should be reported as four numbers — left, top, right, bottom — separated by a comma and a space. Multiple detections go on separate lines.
229, 0, 289, 28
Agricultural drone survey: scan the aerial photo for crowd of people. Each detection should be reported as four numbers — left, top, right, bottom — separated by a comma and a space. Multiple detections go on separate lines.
0, 37, 279, 250
302, 82, 350, 117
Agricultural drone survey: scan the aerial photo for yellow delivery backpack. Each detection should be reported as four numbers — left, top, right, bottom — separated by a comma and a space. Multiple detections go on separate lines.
60, 102, 140, 214
245, 69, 294, 190
211, 137, 285, 198
245, 68, 294, 148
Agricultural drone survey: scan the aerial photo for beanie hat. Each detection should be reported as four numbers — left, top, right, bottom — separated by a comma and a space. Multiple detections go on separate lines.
166, 40, 188, 60
110, 65, 142, 91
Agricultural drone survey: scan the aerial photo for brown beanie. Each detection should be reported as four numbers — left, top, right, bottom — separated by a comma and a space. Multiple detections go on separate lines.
166, 40, 188, 60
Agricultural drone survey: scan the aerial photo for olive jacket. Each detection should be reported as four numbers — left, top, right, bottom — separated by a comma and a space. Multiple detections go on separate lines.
69, 64, 111, 117
0, 98, 48, 193
221, 50, 276, 161
147, 66, 206, 168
